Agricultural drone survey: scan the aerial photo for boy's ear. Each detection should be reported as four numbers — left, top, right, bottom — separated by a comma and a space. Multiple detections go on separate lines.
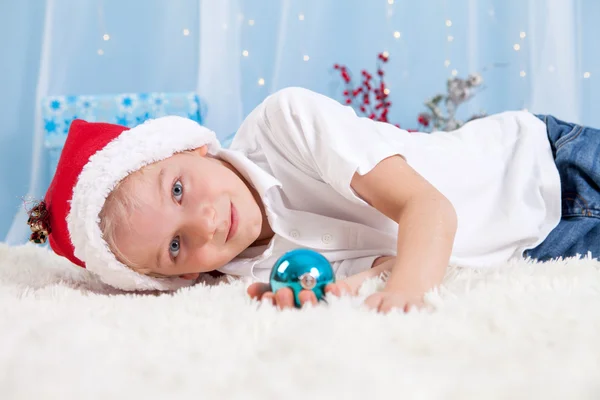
180, 272, 200, 281
191, 145, 208, 157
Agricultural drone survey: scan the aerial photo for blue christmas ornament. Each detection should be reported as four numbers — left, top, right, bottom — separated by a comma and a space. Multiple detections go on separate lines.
269, 249, 335, 307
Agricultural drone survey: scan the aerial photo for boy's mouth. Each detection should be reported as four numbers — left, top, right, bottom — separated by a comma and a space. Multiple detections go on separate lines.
226, 202, 238, 242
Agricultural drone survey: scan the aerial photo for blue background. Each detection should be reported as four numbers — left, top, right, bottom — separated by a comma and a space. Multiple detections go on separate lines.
1, 0, 599, 242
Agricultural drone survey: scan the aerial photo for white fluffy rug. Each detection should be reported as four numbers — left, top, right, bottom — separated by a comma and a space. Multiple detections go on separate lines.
1, 243, 600, 399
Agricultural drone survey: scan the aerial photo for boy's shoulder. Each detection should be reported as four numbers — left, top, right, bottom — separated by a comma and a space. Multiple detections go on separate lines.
230, 87, 313, 147
255, 87, 332, 120
263, 86, 323, 105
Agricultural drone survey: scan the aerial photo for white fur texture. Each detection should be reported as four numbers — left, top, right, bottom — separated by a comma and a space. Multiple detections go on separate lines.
1, 243, 600, 399
67, 116, 221, 292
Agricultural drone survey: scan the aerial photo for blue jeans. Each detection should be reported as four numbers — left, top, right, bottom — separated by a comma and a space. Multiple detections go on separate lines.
524, 115, 600, 261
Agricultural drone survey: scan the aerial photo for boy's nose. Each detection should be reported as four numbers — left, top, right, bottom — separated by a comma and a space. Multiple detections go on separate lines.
188, 204, 217, 242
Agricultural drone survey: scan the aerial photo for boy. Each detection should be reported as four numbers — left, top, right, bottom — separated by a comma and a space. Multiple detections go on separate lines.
28, 87, 596, 312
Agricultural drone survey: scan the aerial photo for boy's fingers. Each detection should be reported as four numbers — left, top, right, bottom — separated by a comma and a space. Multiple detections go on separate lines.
338, 281, 352, 294
325, 284, 341, 297
262, 292, 275, 305
324, 282, 352, 297
299, 290, 317, 306
275, 287, 295, 309
364, 293, 384, 310
247, 282, 272, 299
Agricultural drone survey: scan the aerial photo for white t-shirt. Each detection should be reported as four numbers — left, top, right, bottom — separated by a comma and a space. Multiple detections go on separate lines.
216, 87, 561, 281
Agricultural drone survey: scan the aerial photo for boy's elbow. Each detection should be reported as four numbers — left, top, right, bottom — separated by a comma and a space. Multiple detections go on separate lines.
436, 195, 458, 233
410, 192, 457, 232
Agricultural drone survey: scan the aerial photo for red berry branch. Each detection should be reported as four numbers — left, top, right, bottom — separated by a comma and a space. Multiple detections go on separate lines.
334, 53, 489, 132
333, 52, 400, 128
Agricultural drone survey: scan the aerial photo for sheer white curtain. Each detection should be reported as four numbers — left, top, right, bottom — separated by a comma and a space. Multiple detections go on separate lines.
197, 0, 244, 137
4, 0, 54, 245
194, 0, 593, 133
528, 0, 582, 122
3, 0, 598, 244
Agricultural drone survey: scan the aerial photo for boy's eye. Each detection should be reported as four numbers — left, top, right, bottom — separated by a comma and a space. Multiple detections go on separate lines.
169, 237, 180, 259
172, 180, 184, 202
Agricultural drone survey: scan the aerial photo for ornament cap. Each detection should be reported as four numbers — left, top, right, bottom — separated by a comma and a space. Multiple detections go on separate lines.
26, 201, 51, 244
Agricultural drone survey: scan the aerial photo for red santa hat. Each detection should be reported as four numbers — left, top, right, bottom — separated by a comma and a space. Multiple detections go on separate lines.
27, 116, 221, 291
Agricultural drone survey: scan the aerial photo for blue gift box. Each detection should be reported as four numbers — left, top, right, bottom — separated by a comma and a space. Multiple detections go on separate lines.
42, 92, 206, 177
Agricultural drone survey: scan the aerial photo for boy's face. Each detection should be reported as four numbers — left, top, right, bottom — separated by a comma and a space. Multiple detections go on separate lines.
111, 146, 264, 280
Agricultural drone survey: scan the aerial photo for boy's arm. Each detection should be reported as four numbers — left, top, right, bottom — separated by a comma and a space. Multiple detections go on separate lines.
350, 155, 457, 312
340, 256, 395, 295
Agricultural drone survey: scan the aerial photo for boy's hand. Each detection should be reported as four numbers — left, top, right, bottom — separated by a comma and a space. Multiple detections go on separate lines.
247, 281, 352, 309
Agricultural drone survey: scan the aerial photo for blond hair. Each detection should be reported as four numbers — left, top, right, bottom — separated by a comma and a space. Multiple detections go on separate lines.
99, 165, 165, 277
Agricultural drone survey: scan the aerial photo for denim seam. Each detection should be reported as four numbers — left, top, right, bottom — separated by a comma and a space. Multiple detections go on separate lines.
562, 192, 596, 217
555, 125, 584, 151
562, 211, 600, 220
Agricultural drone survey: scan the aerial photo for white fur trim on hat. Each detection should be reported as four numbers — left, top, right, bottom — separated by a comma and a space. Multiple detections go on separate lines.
67, 116, 221, 291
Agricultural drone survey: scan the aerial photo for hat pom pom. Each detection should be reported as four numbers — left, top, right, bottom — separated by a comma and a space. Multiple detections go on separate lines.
26, 201, 52, 244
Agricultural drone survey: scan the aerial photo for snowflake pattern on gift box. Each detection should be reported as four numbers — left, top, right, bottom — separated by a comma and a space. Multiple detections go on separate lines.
44, 118, 59, 135
73, 96, 97, 121
42, 91, 206, 176
75, 96, 97, 111
115, 115, 130, 126
117, 94, 138, 112
44, 98, 65, 115
149, 93, 168, 113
